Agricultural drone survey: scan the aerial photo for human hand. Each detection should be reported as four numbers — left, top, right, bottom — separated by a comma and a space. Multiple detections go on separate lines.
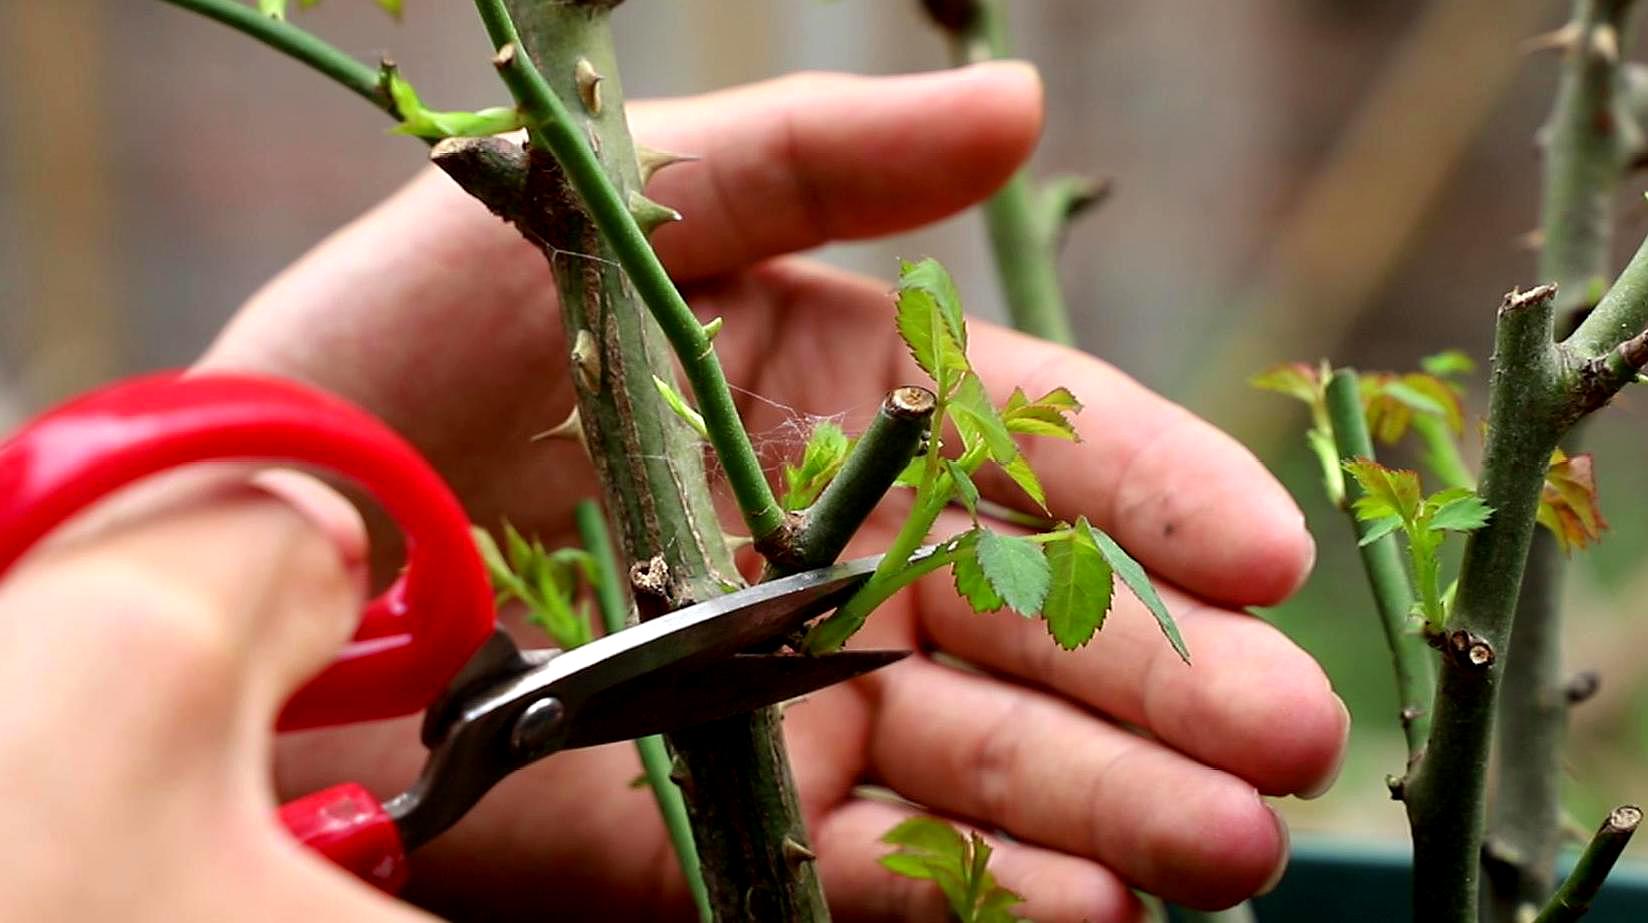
203, 63, 1349, 921
0, 469, 436, 922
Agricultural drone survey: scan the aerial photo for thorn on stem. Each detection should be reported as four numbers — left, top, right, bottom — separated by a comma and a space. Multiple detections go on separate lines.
574, 57, 604, 116
1521, 21, 1582, 55
636, 145, 699, 185
1565, 669, 1602, 705
628, 190, 683, 235
702, 316, 724, 341
782, 837, 817, 867
1591, 24, 1621, 65
531, 407, 584, 443
1386, 774, 1407, 801
572, 328, 602, 393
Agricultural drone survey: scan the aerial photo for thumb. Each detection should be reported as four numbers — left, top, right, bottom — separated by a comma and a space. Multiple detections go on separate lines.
1, 468, 368, 757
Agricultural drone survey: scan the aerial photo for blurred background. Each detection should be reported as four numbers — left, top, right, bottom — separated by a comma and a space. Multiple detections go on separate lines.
3, 0, 1646, 860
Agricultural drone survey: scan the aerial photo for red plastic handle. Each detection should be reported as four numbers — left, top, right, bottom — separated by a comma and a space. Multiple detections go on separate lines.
0, 371, 495, 729
279, 783, 409, 893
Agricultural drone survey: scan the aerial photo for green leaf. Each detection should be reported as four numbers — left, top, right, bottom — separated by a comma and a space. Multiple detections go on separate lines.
1002, 386, 1082, 441
1042, 529, 1114, 649
900, 258, 968, 355
1539, 449, 1608, 552
1382, 379, 1448, 418
1249, 362, 1322, 405
999, 454, 1048, 511
385, 69, 523, 140
1427, 494, 1493, 533
882, 815, 967, 855
504, 521, 535, 572
953, 539, 1006, 613
880, 816, 1025, 923
893, 453, 928, 489
1344, 459, 1422, 523
950, 375, 1018, 462
295, 0, 403, 15
653, 375, 709, 439
1306, 428, 1346, 505
783, 421, 850, 510
1357, 516, 1403, 546
471, 526, 513, 585
895, 281, 969, 395
975, 529, 1051, 616
1421, 349, 1476, 378
946, 459, 981, 519
1080, 518, 1188, 662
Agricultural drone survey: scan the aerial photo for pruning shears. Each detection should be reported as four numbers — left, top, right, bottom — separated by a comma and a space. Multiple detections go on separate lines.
0, 371, 906, 894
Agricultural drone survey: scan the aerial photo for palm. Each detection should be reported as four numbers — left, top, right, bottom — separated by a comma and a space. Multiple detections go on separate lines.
208, 69, 1347, 922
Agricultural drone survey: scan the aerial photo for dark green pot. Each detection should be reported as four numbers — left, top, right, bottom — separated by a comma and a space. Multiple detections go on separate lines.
1168, 837, 1648, 922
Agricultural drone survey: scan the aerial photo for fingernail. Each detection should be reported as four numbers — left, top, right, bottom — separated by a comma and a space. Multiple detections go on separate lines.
1300, 694, 1352, 800
1258, 803, 1291, 896
249, 469, 369, 590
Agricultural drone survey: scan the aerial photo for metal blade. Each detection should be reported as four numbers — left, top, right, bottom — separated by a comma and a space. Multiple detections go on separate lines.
505, 553, 885, 709
563, 650, 910, 749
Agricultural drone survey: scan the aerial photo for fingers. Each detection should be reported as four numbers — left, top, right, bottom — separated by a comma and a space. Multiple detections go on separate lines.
632, 62, 1043, 281
863, 657, 1289, 910
0, 470, 366, 752
916, 572, 1349, 797
816, 800, 1144, 923
705, 259, 1315, 607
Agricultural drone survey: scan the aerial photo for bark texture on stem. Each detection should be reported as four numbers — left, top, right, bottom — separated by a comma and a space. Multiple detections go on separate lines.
451, 3, 827, 917
1324, 371, 1432, 765
575, 500, 711, 923
1490, 6, 1642, 915
1405, 285, 1566, 923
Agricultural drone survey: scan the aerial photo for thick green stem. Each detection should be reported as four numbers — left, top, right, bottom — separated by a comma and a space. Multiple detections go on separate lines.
1532, 805, 1642, 923
478, 0, 784, 547
1325, 371, 1433, 764
1490, 5, 1642, 916
157, 0, 395, 117
449, 4, 826, 918
780, 387, 935, 571
1405, 285, 1567, 923
575, 500, 710, 923
922, 0, 1082, 345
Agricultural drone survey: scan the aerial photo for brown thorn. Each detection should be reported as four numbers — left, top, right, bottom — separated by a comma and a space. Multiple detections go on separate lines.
1520, 21, 1582, 55
1564, 669, 1602, 705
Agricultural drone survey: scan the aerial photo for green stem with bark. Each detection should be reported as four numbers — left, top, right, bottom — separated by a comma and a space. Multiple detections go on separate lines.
1325, 371, 1433, 763
1533, 806, 1643, 923
1402, 259, 1648, 921
478, 0, 785, 549
455, 2, 821, 918
921, 0, 1101, 346
575, 500, 711, 923
1404, 285, 1566, 923
1488, 4, 1641, 918
771, 387, 936, 574
156, 0, 395, 117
